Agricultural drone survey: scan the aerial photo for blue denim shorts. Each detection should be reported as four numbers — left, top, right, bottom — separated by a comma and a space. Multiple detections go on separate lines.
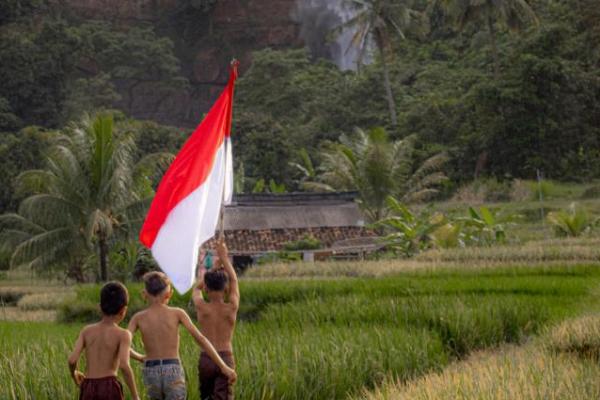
142, 359, 186, 400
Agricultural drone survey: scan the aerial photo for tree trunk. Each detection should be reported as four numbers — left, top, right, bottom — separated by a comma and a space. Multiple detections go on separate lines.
380, 49, 398, 127
488, 17, 500, 79
98, 233, 109, 282
375, 29, 398, 127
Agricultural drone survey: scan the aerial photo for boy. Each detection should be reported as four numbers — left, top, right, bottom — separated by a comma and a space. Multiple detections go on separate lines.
68, 281, 140, 400
193, 239, 239, 400
128, 271, 236, 400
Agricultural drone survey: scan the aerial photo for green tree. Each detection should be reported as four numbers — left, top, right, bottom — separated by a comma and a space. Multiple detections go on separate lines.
0, 114, 172, 281
0, 18, 80, 127
336, 0, 426, 126
75, 22, 188, 114
313, 127, 448, 221
439, 0, 538, 78
0, 126, 55, 213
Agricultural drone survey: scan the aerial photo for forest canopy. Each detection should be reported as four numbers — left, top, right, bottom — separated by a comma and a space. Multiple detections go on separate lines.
0, 0, 599, 214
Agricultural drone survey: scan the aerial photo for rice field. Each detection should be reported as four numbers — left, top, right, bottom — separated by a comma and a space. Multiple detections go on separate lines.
2, 264, 600, 399
360, 315, 600, 400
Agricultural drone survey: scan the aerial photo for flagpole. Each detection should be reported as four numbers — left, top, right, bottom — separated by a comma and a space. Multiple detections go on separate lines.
218, 137, 227, 240
218, 58, 238, 241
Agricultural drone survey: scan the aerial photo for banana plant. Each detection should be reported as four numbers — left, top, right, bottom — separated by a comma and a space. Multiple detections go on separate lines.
375, 196, 446, 256
458, 206, 515, 245
430, 222, 466, 249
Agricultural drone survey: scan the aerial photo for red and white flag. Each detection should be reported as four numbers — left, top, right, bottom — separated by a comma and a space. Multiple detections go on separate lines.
140, 64, 237, 293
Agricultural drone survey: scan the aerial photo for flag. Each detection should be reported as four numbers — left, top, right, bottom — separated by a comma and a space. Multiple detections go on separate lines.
140, 63, 237, 293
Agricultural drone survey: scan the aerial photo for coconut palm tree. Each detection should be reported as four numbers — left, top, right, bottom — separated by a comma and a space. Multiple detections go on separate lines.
439, 0, 538, 78
312, 127, 449, 221
334, 0, 427, 127
0, 114, 172, 281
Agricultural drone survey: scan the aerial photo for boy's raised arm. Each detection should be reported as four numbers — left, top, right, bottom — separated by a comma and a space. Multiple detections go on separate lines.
177, 308, 237, 384
192, 265, 207, 308
67, 331, 86, 386
118, 331, 140, 400
216, 239, 239, 309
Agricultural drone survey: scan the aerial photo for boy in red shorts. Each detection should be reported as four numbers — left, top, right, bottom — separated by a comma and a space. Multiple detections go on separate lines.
68, 281, 140, 400
193, 239, 239, 400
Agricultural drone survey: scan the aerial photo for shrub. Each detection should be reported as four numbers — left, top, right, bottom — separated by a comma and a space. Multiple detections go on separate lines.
451, 179, 513, 203
283, 235, 322, 251
17, 292, 72, 311
547, 203, 594, 237
481, 178, 513, 202
529, 179, 559, 200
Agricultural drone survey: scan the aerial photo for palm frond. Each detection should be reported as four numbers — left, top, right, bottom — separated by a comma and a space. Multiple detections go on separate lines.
301, 182, 336, 192
14, 170, 55, 197
0, 213, 46, 235
402, 188, 441, 203
18, 194, 80, 229
10, 227, 74, 268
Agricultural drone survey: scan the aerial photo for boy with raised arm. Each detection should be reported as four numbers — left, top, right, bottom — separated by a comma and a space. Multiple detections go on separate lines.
128, 271, 236, 400
193, 239, 239, 400
68, 281, 140, 400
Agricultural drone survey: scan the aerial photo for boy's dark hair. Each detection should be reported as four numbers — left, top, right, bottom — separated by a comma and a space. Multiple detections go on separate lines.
143, 271, 170, 296
204, 269, 228, 292
100, 281, 129, 316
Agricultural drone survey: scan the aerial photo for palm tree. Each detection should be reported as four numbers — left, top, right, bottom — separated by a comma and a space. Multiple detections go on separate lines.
334, 0, 426, 126
0, 114, 172, 281
312, 127, 448, 221
439, 0, 538, 78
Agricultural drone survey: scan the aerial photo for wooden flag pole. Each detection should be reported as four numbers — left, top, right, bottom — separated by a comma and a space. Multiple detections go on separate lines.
218, 137, 227, 240
218, 58, 238, 241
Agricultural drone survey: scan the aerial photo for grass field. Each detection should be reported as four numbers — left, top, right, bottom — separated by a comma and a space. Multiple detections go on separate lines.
2, 264, 600, 399
1, 187, 599, 399
360, 314, 600, 399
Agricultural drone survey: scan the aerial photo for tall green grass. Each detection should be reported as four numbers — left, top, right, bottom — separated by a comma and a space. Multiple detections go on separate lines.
3, 265, 600, 399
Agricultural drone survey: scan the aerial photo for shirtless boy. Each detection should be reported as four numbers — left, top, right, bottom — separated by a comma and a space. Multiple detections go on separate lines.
193, 239, 239, 400
68, 281, 139, 400
128, 271, 236, 400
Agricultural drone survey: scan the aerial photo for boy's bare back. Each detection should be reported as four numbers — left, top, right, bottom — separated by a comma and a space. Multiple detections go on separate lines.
196, 298, 237, 352
129, 305, 187, 359
193, 239, 239, 352
77, 322, 131, 378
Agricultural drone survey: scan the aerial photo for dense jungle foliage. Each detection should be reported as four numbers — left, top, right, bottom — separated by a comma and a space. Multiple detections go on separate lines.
0, 0, 599, 215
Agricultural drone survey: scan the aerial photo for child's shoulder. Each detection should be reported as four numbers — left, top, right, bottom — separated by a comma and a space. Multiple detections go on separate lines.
80, 321, 99, 335
167, 305, 187, 315
111, 325, 132, 340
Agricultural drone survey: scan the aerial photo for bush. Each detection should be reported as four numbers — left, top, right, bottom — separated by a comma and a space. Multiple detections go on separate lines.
547, 203, 594, 237
17, 292, 72, 311
529, 179, 559, 200
451, 179, 513, 203
282, 235, 322, 251
482, 178, 513, 202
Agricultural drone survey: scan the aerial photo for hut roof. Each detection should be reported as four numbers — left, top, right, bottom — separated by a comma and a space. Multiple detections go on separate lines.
223, 192, 366, 230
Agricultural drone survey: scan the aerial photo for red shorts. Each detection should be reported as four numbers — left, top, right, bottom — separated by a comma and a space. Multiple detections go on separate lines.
79, 376, 124, 400
199, 351, 235, 400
